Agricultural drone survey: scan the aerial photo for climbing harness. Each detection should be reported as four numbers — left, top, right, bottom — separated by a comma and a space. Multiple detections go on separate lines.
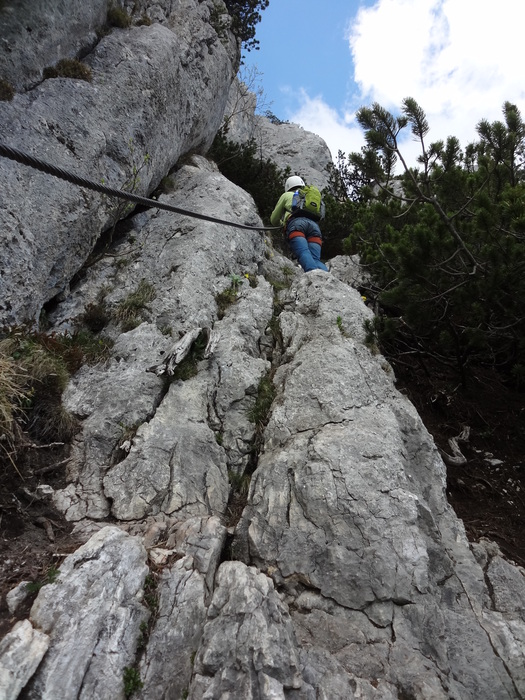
0, 142, 281, 232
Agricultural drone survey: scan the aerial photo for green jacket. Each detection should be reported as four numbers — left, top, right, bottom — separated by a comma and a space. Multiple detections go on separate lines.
270, 191, 294, 227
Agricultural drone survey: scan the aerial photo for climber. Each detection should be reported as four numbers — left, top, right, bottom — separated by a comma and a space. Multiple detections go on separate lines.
270, 175, 329, 273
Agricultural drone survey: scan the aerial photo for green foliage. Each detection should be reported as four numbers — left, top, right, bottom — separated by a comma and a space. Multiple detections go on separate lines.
135, 13, 152, 26
228, 469, 251, 494
264, 110, 288, 125
224, 0, 269, 51
108, 6, 132, 28
0, 349, 27, 439
0, 324, 113, 465
210, 2, 230, 42
159, 325, 172, 337
248, 374, 275, 429
336, 315, 349, 338
26, 566, 60, 594
80, 301, 110, 333
0, 78, 15, 101
321, 191, 358, 255
136, 620, 149, 650
143, 573, 159, 613
43, 59, 92, 82
215, 274, 245, 319
123, 666, 143, 697
115, 280, 156, 331
244, 272, 258, 288
208, 132, 290, 224
343, 99, 525, 385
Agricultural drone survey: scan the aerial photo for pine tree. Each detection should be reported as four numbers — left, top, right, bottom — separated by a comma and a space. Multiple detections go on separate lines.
224, 0, 269, 52
343, 99, 525, 386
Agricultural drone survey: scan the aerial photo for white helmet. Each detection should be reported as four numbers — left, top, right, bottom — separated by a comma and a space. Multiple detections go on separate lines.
285, 175, 305, 192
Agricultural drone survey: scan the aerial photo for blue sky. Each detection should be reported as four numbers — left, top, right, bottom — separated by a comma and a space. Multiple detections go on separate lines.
242, 0, 525, 165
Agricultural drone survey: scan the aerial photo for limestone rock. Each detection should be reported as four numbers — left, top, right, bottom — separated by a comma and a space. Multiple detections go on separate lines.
0, 620, 49, 700
5, 581, 31, 615
224, 78, 333, 190
0, 0, 108, 91
0, 3, 238, 325
232, 271, 525, 699
24, 526, 149, 700
1, 6, 525, 698
139, 516, 226, 699
190, 561, 303, 699
51, 159, 272, 523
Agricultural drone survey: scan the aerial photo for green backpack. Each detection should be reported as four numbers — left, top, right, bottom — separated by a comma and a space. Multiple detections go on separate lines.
291, 185, 325, 221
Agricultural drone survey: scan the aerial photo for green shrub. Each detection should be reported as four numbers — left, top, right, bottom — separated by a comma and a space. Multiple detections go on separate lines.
172, 331, 207, 381
208, 133, 289, 225
248, 374, 275, 429
223, 0, 269, 52
80, 302, 110, 333
337, 99, 525, 385
123, 667, 143, 697
215, 275, 245, 319
107, 6, 132, 28
26, 566, 59, 594
0, 326, 112, 449
210, 2, 229, 42
0, 350, 27, 440
135, 14, 152, 26
115, 280, 156, 331
43, 59, 92, 82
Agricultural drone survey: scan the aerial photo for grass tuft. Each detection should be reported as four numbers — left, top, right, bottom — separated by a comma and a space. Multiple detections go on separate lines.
0, 78, 15, 101
115, 280, 156, 331
108, 6, 132, 28
43, 59, 92, 82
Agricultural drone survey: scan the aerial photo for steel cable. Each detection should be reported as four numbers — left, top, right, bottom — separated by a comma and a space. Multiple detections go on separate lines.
0, 142, 280, 232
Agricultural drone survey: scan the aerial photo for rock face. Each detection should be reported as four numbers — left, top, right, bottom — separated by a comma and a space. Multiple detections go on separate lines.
0, 0, 109, 91
0, 0, 238, 325
1, 4, 525, 700
224, 78, 333, 190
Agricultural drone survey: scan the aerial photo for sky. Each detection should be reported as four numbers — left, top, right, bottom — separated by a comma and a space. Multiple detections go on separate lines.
242, 0, 525, 167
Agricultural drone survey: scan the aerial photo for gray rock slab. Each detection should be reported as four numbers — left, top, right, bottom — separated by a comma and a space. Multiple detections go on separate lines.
104, 374, 231, 520
0, 0, 108, 91
190, 561, 303, 699
53, 325, 166, 521
139, 516, 226, 699
24, 526, 149, 700
51, 162, 271, 522
0, 620, 49, 700
5, 581, 31, 615
224, 78, 333, 189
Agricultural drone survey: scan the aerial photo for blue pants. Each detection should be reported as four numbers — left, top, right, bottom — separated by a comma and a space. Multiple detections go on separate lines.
288, 236, 329, 272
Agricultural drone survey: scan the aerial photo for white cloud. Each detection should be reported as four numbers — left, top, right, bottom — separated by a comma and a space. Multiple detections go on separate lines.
349, 0, 525, 155
285, 89, 364, 160
289, 0, 525, 166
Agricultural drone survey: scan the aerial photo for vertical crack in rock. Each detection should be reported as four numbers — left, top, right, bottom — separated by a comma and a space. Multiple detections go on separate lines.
230, 269, 525, 698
